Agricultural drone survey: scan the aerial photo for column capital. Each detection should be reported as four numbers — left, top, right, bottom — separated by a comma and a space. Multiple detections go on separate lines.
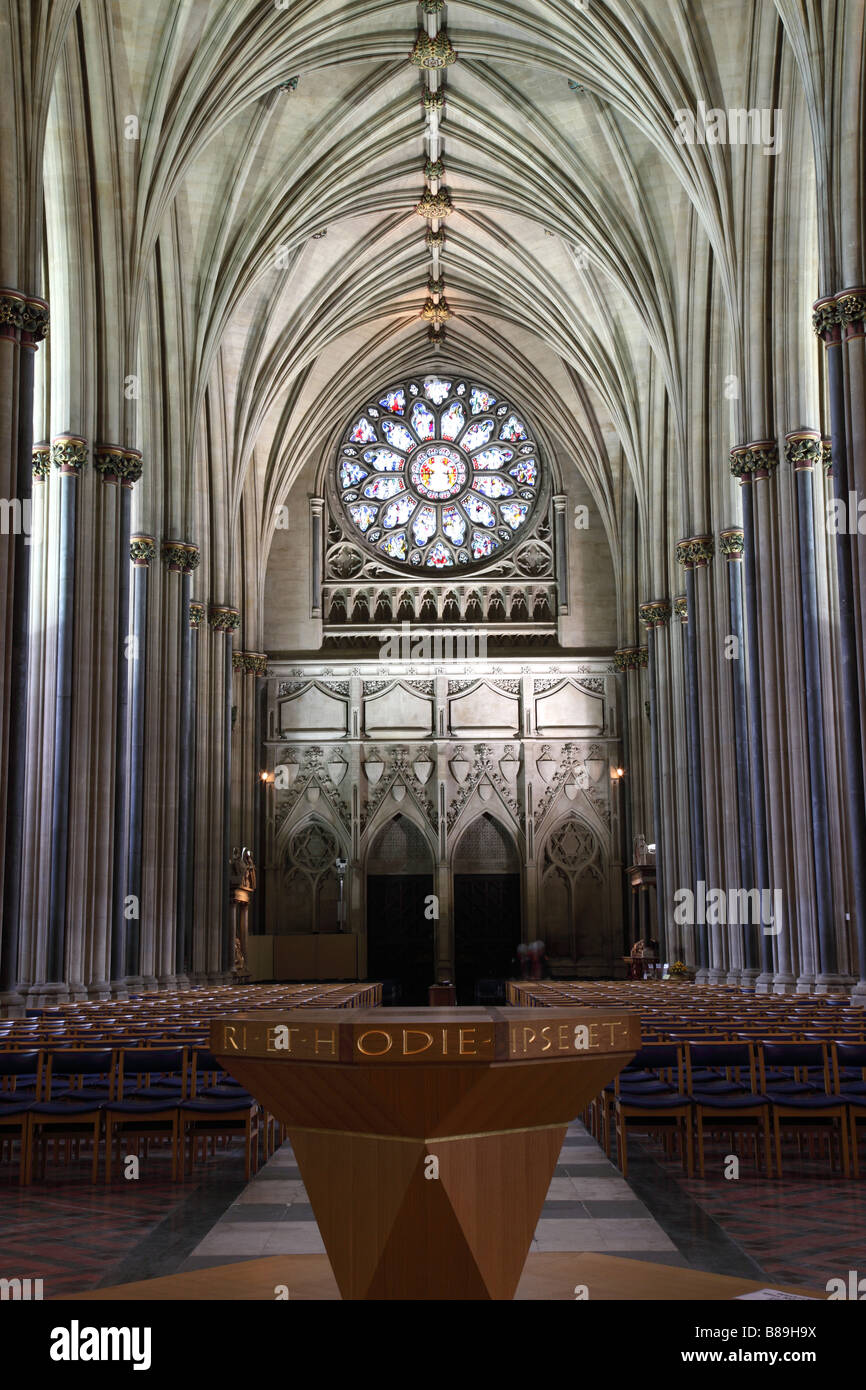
119, 449, 143, 487
410, 29, 457, 69
730, 440, 779, 480
161, 540, 200, 574
673, 595, 688, 622
613, 646, 648, 672
719, 527, 745, 559
209, 605, 240, 633
130, 535, 156, 567
812, 295, 841, 343
51, 435, 88, 475
784, 429, 822, 471
0, 290, 49, 342
189, 601, 206, 629
675, 535, 714, 569
552, 494, 568, 514
821, 437, 832, 477
93, 445, 127, 484
836, 286, 866, 337
639, 599, 671, 629
232, 651, 269, 676
32, 442, 51, 481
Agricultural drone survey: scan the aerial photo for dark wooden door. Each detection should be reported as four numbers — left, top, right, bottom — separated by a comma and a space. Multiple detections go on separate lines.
453, 874, 521, 1004
366, 875, 435, 1006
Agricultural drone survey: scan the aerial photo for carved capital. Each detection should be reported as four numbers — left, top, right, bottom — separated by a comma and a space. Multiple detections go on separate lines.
189, 601, 206, 629
785, 429, 822, 471
719, 527, 744, 560
209, 605, 240, 633
836, 287, 866, 331
730, 440, 779, 480
161, 540, 200, 574
675, 535, 714, 569
130, 535, 156, 567
424, 158, 445, 181
639, 600, 671, 630
93, 445, 127, 484
614, 646, 648, 672
821, 437, 832, 476
32, 442, 51, 481
232, 651, 269, 677
51, 435, 88, 474
425, 226, 446, 250
812, 296, 840, 342
21, 296, 49, 341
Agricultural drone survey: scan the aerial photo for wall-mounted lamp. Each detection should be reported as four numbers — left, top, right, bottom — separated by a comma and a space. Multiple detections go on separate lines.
611, 766, 626, 781
259, 770, 274, 784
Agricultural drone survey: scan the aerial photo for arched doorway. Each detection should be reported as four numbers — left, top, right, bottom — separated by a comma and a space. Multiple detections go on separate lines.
366, 814, 435, 1005
540, 816, 607, 972
452, 814, 521, 1003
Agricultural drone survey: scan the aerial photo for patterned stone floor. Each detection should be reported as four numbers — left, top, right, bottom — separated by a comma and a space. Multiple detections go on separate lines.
179, 1123, 689, 1273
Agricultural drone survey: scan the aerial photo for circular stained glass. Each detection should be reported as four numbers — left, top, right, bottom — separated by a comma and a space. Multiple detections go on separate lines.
336, 375, 542, 570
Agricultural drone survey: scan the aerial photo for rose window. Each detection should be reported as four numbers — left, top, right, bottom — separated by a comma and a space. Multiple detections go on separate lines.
336, 375, 542, 570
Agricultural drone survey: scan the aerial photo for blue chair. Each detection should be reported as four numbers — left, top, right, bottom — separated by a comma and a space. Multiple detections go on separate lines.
613, 1045, 693, 1177
687, 1043, 773, 1178
104, 1048, 188, 1182
27, 1049, 114, 1182
180, 1050, 259, 1182
758, 1042, 850, 1177
831, 1041, 866, 1178
0, 1050, 44, 1183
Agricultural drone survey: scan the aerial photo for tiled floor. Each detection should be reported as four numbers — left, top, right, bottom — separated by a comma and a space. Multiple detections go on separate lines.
2, 1125, 863, 1295
179, 1123, 687, 1273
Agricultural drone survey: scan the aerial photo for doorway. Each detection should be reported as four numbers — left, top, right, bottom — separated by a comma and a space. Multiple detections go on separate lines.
452, 814, 521, 1004
366, 815, 435, 1005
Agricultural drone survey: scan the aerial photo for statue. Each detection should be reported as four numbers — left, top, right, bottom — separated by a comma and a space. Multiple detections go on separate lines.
633, 833, 648, 865
230, 846, 256, 974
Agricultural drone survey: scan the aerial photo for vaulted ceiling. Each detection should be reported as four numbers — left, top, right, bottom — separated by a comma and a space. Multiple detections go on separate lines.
26, 0, 847, 642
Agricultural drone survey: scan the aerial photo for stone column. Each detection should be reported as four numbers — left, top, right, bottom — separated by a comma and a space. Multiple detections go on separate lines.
730, 447, 775, 989
310, 498, 324, 621
719, 528, 760, 987
786, 431, 844, 989
209, 605, 240, 978
614, 645, 647, 954
814, 297, 866, 1001
45, 436, 88, 994
638, 601, 671, 963
0, 293, 49, 1011
184, 601, 204, 975
162, 542, 200, 986
125, 534, 155, 987
101, 449, 142, 994
675, 538, 715, 979
553, 494, 569, 617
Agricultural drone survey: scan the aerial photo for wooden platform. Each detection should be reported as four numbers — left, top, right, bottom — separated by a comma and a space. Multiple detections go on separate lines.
60, 1253, 825, 1302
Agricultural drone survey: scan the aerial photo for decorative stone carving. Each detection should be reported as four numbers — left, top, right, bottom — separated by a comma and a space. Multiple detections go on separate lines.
413, 752, 434, 784
638, 600, 671, 629
719, 528, 744, 560
364, 749, 385, 784
32, 443, 51, 480
51, 436, 88, 473
821, 438, 832, 475
812, 296, 839, 340
416, 188, 453, 220
161, 540, 200, 573
835, 288, 866, 328
673, 595, 688, 622
327, 753, 348, 786
613, 647, 647, 672
424, 225, 446, 246
784, 430, 822, 470
129, 535, 156, 566
410, 30, 457, 68
209, 605, 240, 632
536, 745, 558, 782
278, 680, 310, 696
450, 748, 471, 784
93, 445, 127, 483
233, 652, 269, 677
189, 601, 205, 628
675, 535, 714, 569
730, 441, 779, 479
424, 159, 445, 181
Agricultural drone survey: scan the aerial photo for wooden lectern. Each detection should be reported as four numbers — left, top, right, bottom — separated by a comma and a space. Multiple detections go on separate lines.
211, 1006, 639, 1300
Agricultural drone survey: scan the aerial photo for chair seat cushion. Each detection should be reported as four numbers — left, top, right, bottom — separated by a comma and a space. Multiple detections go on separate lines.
691, 1091, 769, 1109
105, 1100, 181, 1115
30, 1101, 105, 1116
617, 1093, 690, 1110
0, 1101, 36, 1116
767, 1092, 844, 1109
181, 1098, 257, 1114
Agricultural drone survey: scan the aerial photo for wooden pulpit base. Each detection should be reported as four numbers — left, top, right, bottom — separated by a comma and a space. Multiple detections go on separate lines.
210, 1006, 641, 1300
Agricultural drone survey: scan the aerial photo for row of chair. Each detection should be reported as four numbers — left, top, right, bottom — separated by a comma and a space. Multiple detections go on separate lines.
582, 1040, 866, 1180
0, 1045, 272, 1184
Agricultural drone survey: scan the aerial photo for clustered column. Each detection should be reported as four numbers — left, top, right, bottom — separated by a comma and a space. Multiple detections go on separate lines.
209, 605, 240, 978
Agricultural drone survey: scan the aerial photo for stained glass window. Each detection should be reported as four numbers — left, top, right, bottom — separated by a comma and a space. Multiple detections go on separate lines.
336, 376, 541, 570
